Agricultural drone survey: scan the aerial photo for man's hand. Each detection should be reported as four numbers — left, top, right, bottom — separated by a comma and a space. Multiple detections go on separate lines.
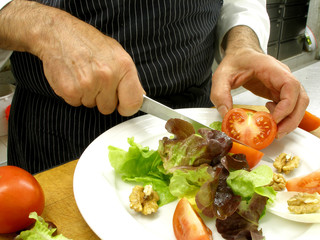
211, 26, 309, 139
0, 1, 145, 116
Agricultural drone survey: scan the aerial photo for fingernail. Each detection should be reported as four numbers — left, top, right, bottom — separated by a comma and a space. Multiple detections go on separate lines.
277, 132, 287, 139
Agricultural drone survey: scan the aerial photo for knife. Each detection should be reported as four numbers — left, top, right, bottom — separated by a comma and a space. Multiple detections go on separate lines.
140, 95, 211, 132
140, 95, 274, 163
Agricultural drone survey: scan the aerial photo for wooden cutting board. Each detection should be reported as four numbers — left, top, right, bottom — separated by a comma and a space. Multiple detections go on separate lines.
0, 160, 99, 240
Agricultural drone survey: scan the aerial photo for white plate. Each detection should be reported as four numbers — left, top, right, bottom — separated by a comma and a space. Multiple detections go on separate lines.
267, 191, 320, 223
73, 108, 320, 240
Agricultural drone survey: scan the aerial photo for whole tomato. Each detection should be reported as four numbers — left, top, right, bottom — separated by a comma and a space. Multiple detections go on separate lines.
0, 166, 45, 234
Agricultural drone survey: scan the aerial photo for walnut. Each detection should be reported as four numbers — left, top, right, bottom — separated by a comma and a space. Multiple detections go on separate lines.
287, 192, 320, 214
273, 153, 300, 174
129, 185, 160, 215
268, 172, 286, 191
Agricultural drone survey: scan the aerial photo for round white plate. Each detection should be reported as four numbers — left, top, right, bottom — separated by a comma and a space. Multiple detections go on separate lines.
73, 108, 320, 240
267, 191, 320, 224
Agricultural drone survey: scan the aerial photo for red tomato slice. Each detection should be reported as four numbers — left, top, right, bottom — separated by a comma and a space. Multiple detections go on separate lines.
222, 108, 277, 150
286, 170, 320, 194
0, 166, 45, 234
229, 141, 264, 169
173, 198, 212, 240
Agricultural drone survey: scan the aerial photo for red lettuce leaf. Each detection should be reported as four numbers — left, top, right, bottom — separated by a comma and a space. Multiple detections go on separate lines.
158, 119, 232, 172
216, 193, 268, 240
221, 154, 250, 172
216, 212, 265, 240
195, 165, 241, 219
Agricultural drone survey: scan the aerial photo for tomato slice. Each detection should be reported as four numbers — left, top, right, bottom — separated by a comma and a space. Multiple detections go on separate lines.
173, 198, 213, 240
221, 108, 277, 150
229, 141, 264, 169
286, 170, 320, 194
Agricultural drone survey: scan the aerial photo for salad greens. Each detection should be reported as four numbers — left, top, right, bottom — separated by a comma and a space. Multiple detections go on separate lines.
109, 137, 175, 206
169, 165, 212, 199
15, 212, 70, 240
209, 121, 222, 131
108, 118, 277, 240
227, 165, 276, 202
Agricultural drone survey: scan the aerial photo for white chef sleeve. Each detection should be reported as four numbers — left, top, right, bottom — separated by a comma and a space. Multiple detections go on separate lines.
0, 0, 13, 69
215, 0, 270, 62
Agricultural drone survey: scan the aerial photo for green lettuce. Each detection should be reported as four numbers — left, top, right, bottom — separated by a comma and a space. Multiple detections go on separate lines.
108, 137, 176, 206
209, 121, 222, 131
15, 212, 70, 240
226, 165, 276, 202
158, 134, 211, 172
169, 165, 213, 199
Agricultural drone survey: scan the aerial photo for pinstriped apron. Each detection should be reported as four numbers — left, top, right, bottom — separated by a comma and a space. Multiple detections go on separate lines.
8, 0, 222, 173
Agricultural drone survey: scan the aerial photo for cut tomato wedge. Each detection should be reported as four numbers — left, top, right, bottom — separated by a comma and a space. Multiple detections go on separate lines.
298, 111, 320, 132
173, 198, 213, 240
286, 170, 320, 194
229, 141, 264, 169
222, 108, 277, 150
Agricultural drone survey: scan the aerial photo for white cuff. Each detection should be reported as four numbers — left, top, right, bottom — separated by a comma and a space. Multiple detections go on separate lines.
215, 0, 270, 62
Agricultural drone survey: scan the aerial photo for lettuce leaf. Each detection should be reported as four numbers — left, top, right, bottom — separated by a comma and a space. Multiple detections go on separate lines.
15, 212, 70, 240
158, 119, 232, 173
108, 137, 176, 206
209, 121, 222, 131
169, 165, 213, 199
226, 165, 276, 202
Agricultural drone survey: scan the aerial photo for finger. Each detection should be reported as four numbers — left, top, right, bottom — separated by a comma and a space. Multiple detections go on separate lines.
270, 77, 301, 124
79, 76, 101, 108
96, 88, 118, 115
276, 86, 309, 138
267, 86, 309, 139
210, 71, 233, 118
117, 69, 145, 116
95, 66, 119, 115
50, 75, 83, 107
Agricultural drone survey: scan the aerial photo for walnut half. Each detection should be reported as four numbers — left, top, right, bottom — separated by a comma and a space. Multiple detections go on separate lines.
268, 172, 286, 191
287, 192, 320, 214
129, 185, 160, 215
273, 153, 300, 174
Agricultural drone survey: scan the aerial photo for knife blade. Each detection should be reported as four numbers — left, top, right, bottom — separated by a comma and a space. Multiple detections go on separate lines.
140, 95, 211, 132
140, 95, 274, 163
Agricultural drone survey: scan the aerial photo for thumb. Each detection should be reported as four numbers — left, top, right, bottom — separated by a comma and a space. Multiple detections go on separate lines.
210, 72, 233, 118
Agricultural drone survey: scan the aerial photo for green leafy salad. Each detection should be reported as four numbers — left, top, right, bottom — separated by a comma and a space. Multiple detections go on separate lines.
15, 212, 70, 240
108, 118, 277, 239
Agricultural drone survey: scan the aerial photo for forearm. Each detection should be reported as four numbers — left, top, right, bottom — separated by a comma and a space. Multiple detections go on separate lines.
222, 25, 264, 55
0, 0, 70, 58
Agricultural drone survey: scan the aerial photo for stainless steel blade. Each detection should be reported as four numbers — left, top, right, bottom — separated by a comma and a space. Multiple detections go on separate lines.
140, 95, 274, 163
140, 95, 210, 131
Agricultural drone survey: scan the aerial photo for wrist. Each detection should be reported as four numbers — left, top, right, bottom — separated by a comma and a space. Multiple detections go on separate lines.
222, 25, 264, 56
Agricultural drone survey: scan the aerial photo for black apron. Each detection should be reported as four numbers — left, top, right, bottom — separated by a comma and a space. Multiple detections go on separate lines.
8, 0, 222, 173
